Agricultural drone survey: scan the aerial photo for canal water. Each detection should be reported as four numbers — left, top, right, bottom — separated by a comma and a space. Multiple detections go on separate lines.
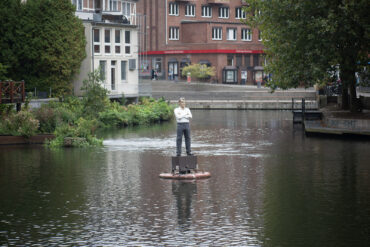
0, 110, 369, 246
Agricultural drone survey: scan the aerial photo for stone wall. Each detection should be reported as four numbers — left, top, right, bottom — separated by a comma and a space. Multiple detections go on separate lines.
360, 96, 370, 110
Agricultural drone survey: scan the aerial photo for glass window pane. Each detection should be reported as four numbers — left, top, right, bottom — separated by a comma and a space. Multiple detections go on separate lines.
121, 61, 127, 80
105, 30, 110, 43
94, 29, 100, 42
115, 30, 120, 43
125, 31, 130, 44
99, 61, 106, 80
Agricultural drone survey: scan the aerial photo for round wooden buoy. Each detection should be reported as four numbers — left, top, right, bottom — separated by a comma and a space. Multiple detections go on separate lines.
159, 171, 211, 180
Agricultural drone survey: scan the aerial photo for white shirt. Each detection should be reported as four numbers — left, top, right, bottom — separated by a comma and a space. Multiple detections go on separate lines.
174, 107, 192, 123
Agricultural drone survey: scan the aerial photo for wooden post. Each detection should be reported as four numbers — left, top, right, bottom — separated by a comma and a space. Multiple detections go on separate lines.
0, 82, 2, 103
22, 81, 25, 102
302, 98, 306, 125
10, 81, 14, 103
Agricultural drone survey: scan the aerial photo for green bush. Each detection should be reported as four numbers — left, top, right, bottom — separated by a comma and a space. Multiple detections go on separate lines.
81, 69, 110, 118
181, 63, 216, 80
0, 92, 173, 147
33, 104, 57, 133
0, 110, 39, 137
98, 109, 131, 128
48, 118, 102, 148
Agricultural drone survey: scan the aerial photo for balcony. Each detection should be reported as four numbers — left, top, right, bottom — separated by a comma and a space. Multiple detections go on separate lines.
241, 0, 249, 6
207, 0, 230, 4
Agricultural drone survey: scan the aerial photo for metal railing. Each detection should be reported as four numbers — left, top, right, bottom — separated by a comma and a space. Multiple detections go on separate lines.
0, 81, 25, 104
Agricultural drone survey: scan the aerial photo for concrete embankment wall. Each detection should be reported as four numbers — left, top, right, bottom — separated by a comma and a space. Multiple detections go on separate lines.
360, 96, 370, 110
170, 100, 318, 110
325, 117, 370, 130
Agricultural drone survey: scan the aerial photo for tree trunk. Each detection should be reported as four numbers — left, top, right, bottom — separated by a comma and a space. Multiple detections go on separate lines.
341, 84, 349, 109
341, 65, 359, 112
349, 81, 360, 112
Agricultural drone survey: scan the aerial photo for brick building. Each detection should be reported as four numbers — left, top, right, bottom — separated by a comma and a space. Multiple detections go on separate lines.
136, 0, 265, 85
71, 0, 139, 99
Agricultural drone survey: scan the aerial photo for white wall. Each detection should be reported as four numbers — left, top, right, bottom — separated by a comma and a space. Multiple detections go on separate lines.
73, 22, 139, 98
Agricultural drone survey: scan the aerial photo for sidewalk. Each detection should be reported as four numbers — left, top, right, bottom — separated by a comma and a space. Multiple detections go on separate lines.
146, 79, 316, 93
143, 79, 318, 110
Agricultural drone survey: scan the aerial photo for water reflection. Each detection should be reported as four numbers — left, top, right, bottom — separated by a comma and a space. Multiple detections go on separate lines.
1, 110, 370, 246
172, 181, 197, 229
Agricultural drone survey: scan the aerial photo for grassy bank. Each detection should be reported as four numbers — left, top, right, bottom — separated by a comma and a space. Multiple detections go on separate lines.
0, 97, 174, 147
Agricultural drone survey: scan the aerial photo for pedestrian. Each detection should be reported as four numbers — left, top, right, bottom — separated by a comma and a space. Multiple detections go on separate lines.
169, 67, 173, 80
174, 98, 193, 156
151, 68, 155, 80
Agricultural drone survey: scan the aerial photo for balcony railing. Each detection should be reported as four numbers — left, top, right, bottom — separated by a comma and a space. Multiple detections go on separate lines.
74, 1, 137, 25
207, 0, 230, 4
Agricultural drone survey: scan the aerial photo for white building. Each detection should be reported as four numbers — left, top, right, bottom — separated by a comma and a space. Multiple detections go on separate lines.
72, 0, 139, 99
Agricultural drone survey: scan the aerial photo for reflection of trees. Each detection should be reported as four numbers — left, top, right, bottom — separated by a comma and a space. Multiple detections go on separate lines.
172, 181, 197, 229
263, 138, 370, 247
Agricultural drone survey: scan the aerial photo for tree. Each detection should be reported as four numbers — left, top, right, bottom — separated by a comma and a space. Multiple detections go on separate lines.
181, 64, 216, 80
243, 0, 369, 112
0, 0, 22, 80
0, 0, 86, 96
80, 69, 110, 118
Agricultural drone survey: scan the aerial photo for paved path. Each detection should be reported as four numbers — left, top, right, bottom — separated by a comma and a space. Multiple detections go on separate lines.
140, 79, 318, 110
146, 79, 317, 101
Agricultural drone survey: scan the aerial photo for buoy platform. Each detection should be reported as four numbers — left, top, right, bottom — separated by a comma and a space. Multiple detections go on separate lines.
159, 171, 211, 180
159, 156, 211, 180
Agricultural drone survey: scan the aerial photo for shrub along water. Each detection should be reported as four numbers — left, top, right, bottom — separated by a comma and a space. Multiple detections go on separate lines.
0, 70, 174, 147
0, 97, 174, 147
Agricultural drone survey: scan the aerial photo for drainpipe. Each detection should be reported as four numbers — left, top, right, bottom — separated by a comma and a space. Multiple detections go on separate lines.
91, 23, 94, 74
165, 0, 168, 45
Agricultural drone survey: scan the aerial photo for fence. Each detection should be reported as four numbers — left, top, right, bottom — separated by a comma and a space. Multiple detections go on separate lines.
0, 81, 25, 104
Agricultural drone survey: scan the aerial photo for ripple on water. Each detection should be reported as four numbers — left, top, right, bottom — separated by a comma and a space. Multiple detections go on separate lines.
103, 129, 272, 158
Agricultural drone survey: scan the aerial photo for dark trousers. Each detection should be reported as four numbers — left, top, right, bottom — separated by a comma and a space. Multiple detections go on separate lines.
176, 123, 191, 155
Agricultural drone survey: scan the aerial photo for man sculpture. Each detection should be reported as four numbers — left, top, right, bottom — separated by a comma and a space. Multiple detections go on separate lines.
174, 98, 193, 156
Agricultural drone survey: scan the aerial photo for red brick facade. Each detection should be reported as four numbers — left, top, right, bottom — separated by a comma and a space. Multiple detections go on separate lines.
137, 0, 265, 84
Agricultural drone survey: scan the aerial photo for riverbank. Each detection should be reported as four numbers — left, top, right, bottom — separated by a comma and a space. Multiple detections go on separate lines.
0, 97, 174, 147
304, 105, 370, 137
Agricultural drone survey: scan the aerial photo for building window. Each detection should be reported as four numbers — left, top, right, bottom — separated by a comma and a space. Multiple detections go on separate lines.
115, 30, 121, 54
99, 60, 106, 81
202, 6, 212, 17
125, 31, 131, 54
109, 0, 118, 11
241, 29, 252, 41
253, 54, 259, 66
227, 55, 234, 66
236, 55, 242, 67
245, 54, 251, 67
72, 0, 82, 11
169, 2, 179, 16
122, 1, 131, 19
212, 27, 222, 40
105, 29, 111, 54
227, 28, 237, 41
258, 30, 262, 41
185, 4, 195, 17
235, 7, 246, 19
111, 61, 116, 90
121, 61, 127, 81
219, 7, 229, 19
169, 27, 179, 40
154, 58, 162, 73
93, 29, 100, 54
